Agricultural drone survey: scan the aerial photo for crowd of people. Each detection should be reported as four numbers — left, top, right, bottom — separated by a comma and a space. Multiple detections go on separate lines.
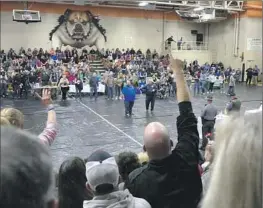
0, 47, 261, 102
1, 54, 262, 208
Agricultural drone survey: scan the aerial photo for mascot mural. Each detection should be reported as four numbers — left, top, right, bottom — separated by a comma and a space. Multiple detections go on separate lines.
49, 9, 107, 50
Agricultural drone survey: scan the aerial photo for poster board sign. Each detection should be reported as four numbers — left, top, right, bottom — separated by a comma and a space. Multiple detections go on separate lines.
247, 38, 262, 51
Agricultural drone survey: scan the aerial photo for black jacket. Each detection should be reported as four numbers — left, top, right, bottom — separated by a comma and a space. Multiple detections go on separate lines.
143, 83, 157, 96
125, 102, 202, 208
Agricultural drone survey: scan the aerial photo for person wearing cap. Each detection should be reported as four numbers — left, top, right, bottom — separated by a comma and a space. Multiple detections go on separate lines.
225, 94, 241, 115
83, 150, 151, 208
140, 78, 157, 111
200, 95, 218, 150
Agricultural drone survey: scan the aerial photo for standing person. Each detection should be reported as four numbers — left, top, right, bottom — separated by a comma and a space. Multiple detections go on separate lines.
228, 73, 235, 96
208, 73, 216, 94
74, 71, 83, 100
141, 78, 157, 111
219, 73, 225, 94
106, 72, 114, 100
252, 66, 259, 85
193, 71, 200, 96
114, 74, 122, 100
12, 71, 22, 99
200, 70, 207, 95
246, 67, 253, 85
58, 74, 69, 101
89, 72, 99, 100
166, 36, 175, 51
200, 95, 218, 150
122, 80, 136, 117
0, 70, 8, 98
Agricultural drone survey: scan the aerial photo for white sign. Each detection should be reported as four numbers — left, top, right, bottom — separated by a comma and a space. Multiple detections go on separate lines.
247, 38, 262, 51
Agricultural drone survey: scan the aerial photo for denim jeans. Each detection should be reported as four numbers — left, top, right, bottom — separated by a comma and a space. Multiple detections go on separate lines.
115, 85, 121, 98
193, 82, 200, 95
90, 86, 98, 99
200, 80, 207, 94
107, 86, 114, 99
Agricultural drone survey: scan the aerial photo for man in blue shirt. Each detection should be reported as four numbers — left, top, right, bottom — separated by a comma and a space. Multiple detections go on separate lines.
122, 80, 136, 117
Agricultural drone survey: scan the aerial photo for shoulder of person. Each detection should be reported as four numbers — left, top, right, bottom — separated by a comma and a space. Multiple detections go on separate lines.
128, 164, 148, 183
133, 196, 152, 208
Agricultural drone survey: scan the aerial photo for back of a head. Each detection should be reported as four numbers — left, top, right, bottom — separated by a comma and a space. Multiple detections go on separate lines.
1, 108, 24, 128
0, 116, 10, 126
58, 157, 87, 208
144, 122, 171, 160
116, 152, 141, 182
202, 111, 262, 208
0, 126, 53, 208
85, 150, 119, 196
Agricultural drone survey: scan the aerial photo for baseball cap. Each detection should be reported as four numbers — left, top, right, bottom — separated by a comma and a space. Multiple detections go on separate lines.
85, 150, 119, 192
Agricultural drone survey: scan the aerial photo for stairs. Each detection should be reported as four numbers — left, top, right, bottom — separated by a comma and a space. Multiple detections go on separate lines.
90, 60, 106, 75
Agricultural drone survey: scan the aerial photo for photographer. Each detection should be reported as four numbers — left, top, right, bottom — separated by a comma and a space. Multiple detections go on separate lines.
0, 70, 8, 97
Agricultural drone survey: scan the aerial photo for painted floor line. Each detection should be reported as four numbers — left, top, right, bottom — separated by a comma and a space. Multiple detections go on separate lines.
78, 100, 143, 147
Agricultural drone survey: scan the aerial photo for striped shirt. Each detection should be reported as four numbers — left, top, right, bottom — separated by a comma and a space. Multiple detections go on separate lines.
38, 122, 58, 146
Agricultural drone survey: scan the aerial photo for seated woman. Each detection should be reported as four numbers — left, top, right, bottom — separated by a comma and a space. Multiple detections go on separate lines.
58, 74, 69, 101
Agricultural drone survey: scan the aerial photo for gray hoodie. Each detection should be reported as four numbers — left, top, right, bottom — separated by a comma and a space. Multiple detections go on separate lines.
83, 189, 151, 208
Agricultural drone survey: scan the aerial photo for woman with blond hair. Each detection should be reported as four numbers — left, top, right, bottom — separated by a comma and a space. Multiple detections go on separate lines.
0, 89, 58, 146
201, 111, 262, 208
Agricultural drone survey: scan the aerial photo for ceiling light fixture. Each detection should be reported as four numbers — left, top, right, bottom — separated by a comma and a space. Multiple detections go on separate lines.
139, 1, 149, 6
193, 7, 204, 11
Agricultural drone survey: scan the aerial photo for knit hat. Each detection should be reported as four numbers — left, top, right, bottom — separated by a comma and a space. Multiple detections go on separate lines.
85, 150, 119, 192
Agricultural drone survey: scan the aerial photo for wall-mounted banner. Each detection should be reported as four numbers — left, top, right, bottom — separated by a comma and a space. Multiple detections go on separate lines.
247, 38, 262, 51
49, 9, 107, 50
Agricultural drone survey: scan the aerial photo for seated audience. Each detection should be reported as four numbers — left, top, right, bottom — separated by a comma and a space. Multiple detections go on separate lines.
0, 89, 57, 146
84, 150, 151, 208
116, 152, 141, 190
58, 157, 88, 208
125, 57, 202, 208
0, 126, 56, 208
202, 110, 262, 208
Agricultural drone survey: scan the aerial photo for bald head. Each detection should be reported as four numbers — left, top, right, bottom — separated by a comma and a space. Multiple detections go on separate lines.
144, 122, 171, 160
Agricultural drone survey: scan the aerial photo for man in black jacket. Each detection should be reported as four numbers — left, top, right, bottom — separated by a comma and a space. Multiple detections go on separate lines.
141, 78, 157, 111
125, 56, 202, 208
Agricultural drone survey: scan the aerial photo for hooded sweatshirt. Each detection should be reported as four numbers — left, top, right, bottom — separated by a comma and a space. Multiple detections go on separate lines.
83, 189, 151, 208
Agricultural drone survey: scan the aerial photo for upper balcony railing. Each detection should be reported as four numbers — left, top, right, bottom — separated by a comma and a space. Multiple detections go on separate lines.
165, 41, 209, 51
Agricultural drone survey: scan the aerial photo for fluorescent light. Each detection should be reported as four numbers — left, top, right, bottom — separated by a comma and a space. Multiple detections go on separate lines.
139, 1, 149, 6
194, 7, 204, 11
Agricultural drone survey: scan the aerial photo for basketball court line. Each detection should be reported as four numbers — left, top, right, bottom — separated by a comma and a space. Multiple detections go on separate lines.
77, 100, 143, 147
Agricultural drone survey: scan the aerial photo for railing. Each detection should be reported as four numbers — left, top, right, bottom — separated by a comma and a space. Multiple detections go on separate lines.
165, 41, 209, 51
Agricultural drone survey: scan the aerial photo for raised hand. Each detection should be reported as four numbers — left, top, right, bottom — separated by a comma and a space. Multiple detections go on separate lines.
35, 88, 52, 107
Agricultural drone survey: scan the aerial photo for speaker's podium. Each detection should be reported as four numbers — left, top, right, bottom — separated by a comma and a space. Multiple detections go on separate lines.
13, 9, 41, 24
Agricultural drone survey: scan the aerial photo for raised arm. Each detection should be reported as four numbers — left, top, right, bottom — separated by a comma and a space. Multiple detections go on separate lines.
36, 89, 58, 146
170, 55, 199, 160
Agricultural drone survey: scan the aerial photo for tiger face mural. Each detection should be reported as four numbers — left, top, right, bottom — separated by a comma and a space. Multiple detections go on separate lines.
49, 9, 107, 50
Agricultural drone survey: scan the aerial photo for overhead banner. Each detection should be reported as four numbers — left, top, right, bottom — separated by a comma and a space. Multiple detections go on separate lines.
247, 38, 262, 51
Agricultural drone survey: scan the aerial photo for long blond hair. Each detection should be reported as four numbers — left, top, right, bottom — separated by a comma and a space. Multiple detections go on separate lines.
0, 108, 24, 128
202, 112, 262, 208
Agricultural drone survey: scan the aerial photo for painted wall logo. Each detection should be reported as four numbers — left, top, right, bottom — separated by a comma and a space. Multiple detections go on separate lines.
49, 9, 106, 50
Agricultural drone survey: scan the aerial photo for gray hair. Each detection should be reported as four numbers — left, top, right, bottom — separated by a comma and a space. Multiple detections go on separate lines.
0, 127, 54, 208
202, 111, 262, 208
